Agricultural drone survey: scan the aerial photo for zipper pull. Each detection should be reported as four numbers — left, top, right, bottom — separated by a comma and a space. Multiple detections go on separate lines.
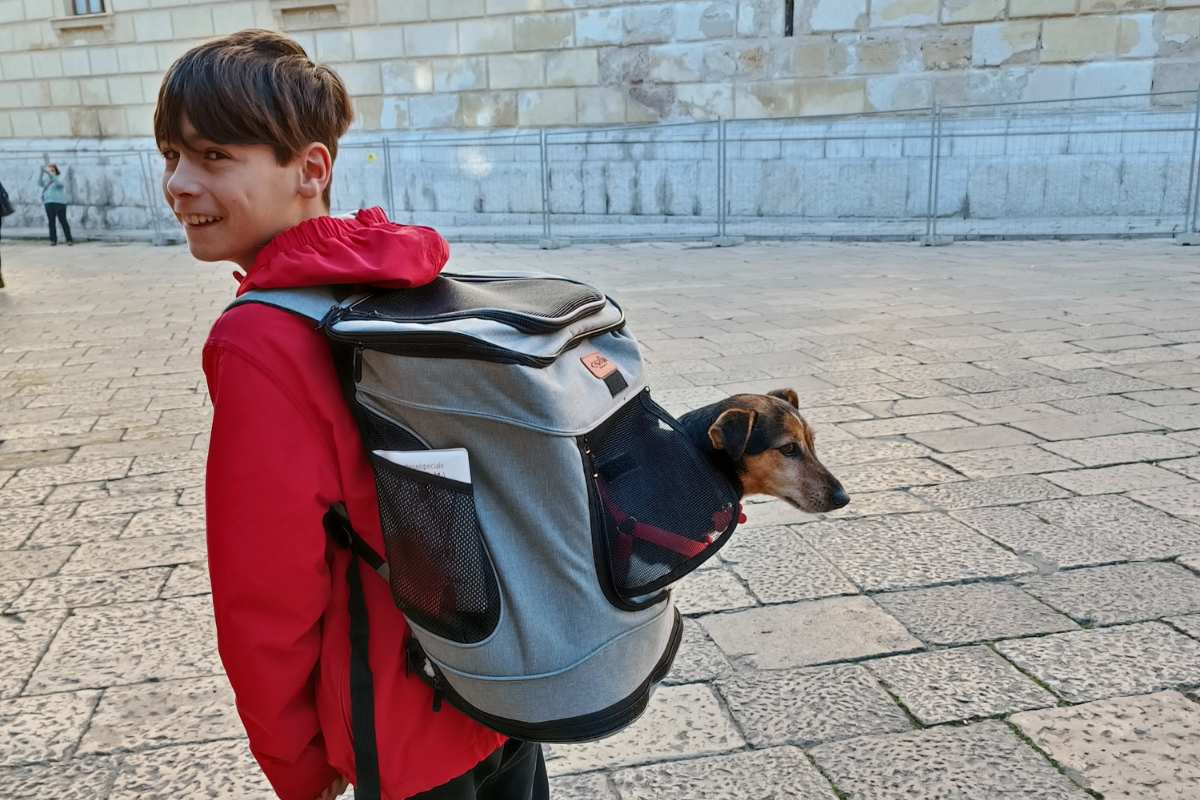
431, 673, 445, 713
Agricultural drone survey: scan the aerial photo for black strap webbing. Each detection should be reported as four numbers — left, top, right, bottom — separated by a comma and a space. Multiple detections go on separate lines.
323, 506, 382, 800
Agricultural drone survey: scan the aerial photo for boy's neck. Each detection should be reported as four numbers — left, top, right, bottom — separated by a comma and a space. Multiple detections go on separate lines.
237, 204, 329, 271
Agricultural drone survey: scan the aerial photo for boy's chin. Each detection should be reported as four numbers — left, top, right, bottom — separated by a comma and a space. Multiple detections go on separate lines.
185, 237, 239, 265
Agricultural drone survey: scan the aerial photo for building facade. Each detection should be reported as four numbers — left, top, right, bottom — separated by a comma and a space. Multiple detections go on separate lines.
0, 0, 1196, 140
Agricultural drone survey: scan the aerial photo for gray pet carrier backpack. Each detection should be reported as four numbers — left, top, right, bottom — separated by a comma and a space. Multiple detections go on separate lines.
231, 273, 741, 798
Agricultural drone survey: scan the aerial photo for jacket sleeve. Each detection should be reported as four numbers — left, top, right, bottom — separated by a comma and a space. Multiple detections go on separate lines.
204, 342, 342, 800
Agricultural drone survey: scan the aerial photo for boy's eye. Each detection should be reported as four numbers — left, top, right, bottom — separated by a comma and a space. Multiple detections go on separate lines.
160, 149, 178, 161
779, 443, 802, 458
203, 150, 228, 161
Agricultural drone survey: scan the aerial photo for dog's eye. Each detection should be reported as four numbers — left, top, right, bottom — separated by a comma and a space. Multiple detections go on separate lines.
779, 443, 802, 458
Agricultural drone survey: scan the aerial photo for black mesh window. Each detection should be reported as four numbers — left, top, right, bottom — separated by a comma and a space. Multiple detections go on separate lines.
586, 393, 740, 599
368, 456, 501, 644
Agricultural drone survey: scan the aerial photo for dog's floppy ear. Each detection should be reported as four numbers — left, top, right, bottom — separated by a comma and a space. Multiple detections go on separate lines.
708, 408, 756, 461
768, 388, 799, 409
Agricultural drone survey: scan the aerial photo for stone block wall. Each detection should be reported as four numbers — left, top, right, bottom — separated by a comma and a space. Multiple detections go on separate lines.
0, 0, 1198, 139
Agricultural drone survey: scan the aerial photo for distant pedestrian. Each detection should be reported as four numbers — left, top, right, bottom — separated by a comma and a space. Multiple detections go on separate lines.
39, 164, 73, 246
0, 178, 12, 288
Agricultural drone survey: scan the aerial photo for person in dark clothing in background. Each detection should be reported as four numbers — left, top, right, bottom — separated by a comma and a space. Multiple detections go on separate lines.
39, 164, 73, 246
0, 178, 12, 288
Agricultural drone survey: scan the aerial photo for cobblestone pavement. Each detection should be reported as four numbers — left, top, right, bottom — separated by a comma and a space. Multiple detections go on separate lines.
2, 237, 1200, 799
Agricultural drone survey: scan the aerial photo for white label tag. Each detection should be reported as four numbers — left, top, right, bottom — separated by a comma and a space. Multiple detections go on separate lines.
373, 448, 471, 484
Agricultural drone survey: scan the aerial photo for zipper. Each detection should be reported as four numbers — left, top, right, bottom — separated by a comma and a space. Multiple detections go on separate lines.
335, 297, 606, 335
332, 277, 607, 335
423, 608, 684, 743
326, 320, 626, 368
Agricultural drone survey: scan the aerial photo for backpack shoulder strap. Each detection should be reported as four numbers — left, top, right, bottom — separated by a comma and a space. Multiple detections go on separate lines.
226, 286, 344, 325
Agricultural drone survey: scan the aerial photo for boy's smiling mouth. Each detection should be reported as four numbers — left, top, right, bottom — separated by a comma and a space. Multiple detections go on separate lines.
180, 213, 224, 227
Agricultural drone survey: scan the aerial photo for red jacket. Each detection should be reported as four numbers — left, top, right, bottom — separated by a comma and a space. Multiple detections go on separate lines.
203, 208, 506, 800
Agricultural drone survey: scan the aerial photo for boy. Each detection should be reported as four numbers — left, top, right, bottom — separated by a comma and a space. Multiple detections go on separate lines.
154, 30, 547, 800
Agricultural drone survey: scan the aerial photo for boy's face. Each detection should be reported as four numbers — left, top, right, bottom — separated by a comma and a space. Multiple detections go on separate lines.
160, 118, 307, 269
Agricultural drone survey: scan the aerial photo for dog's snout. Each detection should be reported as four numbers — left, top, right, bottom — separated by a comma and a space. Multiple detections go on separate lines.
829, 484, 850, 509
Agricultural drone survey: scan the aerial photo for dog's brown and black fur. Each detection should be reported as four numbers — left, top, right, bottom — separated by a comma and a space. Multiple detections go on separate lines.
679, 388, 849, 513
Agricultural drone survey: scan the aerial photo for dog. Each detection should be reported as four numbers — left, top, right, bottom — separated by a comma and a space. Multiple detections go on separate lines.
679, 388, 850, 514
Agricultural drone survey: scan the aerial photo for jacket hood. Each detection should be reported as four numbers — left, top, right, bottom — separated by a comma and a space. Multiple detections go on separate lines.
235, 207, 449, 296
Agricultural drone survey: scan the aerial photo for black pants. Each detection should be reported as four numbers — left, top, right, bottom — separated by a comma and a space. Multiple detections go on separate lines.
45, 202, 72, 244
410, 740, 548, 800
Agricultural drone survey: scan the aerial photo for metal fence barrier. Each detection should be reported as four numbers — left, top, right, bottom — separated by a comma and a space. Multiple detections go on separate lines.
2, 88, 1198, 247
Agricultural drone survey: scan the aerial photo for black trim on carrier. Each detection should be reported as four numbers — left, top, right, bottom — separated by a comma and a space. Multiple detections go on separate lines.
408, 607, 684, 743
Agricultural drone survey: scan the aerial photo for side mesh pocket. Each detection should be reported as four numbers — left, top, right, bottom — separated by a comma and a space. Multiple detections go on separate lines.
368, 454, 501, 644
584, 391, 740, 601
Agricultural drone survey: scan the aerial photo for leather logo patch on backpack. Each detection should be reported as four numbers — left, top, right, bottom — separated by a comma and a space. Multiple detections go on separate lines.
581, 353, 616, 379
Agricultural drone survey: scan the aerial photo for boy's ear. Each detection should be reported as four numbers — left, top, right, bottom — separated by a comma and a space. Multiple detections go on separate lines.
296, 142, 332, 203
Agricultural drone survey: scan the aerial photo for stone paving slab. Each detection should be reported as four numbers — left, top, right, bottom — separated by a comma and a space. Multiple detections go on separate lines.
808, 721, 1091, 800
9, 568, 170, 612
906, 424, 1039, 453
873, 582, 1079, 646
547, 773, 617, 800
59, 532, 206, 575
0, 757, 121, 800
909, 474, 1071, 510
717, 664, 912, 748
700, 597, 920, 670
77, 676, 240, 755
26, 596, 220, 694
0, 610, 66, 699
546, 684, 744, 775
1017, 562, 1200, 626
954, 499, 1200, 568
672, 569, 756, 616
995, 622, 1200, 703
0, 689, 98, 765
1130, 483, 1200, 524
159, 561, 210, 599
818, 490, 933, 518
610, 746, 838, 800
1011, 691, 1200, 800
717, 525, 856, 605
1042, 463, 1192, 495
664, 618, 732, 686
1167, 614, 1200, 639
1041, 432, 1199, 466
799, 513, 1035, 591
866, 646, 1058, 725
107, 739, 275, 800
827, 458, 963, 493
930, 444, 1081, 479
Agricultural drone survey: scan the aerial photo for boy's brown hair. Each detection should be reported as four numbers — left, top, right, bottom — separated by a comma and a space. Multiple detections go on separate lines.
154, 29, 353, 206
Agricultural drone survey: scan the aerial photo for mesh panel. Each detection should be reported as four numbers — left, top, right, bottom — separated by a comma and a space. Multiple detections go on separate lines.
370, 456, 501, 644
588, 394, 739, 598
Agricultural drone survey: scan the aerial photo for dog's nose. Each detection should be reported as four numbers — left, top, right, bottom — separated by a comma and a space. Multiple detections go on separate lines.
830, 486, 850, 509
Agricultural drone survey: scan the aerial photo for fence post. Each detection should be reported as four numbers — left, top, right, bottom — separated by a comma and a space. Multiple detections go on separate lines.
1188, 84, 1200, 235
137, 151, 166, 246
539, 128, 559, 248
382, 137, 396, 222
923, 102, 947, 247
713, 118, 741, 246
717, 118, 726, 239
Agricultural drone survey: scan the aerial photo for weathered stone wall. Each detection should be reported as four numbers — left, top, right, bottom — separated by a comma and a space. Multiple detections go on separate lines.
0, 0, 1197, 139
1, 105, 1191, 241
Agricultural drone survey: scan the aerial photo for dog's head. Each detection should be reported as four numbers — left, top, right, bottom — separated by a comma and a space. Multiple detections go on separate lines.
687, 389, 849, 513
